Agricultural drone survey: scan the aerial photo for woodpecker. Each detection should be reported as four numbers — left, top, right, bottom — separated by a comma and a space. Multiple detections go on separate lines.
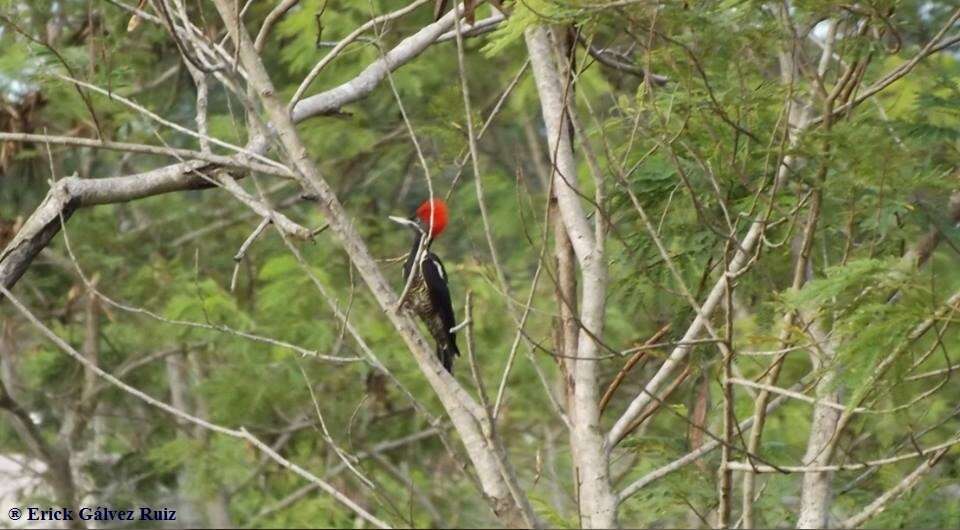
389, 198, 460, 373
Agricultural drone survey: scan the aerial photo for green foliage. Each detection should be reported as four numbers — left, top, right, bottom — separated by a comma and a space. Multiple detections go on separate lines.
529, 496, 577, 529
2, 0, 960, 527
780, 258, 933, 396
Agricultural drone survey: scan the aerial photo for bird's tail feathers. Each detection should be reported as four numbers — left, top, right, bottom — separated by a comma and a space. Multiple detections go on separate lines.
439, 338, 459, 374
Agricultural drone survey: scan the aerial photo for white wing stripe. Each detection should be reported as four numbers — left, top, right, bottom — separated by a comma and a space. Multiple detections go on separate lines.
431, 259, 445, 281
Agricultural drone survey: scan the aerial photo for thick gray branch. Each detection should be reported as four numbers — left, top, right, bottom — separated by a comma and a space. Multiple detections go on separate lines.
0, 3, 463, 294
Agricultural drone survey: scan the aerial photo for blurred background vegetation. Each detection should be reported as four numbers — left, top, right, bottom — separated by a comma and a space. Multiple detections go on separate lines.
1, 0, 959, 527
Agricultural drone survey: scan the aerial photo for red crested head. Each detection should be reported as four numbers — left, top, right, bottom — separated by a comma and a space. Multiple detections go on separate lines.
415, 198, 448, 238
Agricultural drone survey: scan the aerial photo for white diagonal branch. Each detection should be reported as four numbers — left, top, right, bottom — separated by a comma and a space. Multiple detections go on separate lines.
211, 2, 535, 526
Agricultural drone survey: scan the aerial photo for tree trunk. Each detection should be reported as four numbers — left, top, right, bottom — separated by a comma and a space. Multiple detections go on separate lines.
525, 25, 618, 528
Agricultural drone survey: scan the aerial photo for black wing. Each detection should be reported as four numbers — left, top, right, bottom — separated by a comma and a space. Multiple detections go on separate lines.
423, 252, 459, 352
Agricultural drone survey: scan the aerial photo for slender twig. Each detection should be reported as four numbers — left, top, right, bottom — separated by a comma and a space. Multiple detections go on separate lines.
254, 0, 301, 52
617, 392, 793, 503
0, 132, 293, 177
55, 74, 287, 170
464, 292, 491, 412
289, 0, 432, 109
839, 447, 950, 528
297, 364, 376, 489
0, 283, 392, 529
812, 8, 960, 124
230, 217, 271, 291
725, 435, 959, 473
599, 324, 671, 414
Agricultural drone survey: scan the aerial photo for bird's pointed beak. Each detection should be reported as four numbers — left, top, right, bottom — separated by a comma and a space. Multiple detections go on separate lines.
388, 215, 425, 234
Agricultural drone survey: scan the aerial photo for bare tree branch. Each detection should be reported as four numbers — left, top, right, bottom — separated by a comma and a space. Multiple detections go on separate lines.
0, 283, 392, 529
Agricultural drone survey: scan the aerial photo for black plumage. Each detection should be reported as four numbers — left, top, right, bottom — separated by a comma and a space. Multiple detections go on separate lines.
401, 233, 460, 373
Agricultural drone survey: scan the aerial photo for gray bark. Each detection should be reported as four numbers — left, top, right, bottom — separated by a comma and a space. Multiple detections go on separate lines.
525, 25, 617, 528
